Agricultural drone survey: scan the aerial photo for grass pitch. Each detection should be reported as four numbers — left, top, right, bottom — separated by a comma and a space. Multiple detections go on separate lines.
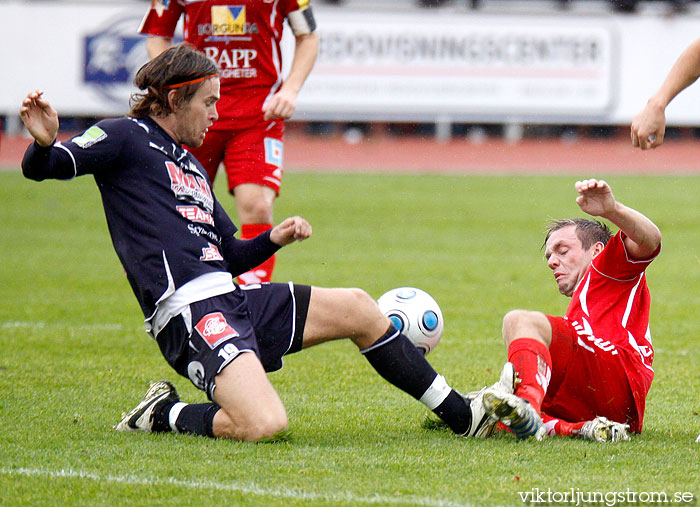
0, 170, 698, 506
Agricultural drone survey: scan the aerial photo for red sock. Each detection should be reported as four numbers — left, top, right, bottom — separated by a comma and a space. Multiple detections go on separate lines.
507, 338, 552, 412
238, 223, 275, 285
541, 414, 585, 437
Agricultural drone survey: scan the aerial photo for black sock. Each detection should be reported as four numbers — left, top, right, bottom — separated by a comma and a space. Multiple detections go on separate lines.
152, 401, 220, 438
361, 325, 472, 435
433, 390, 472, 435
361, 326, 438, 399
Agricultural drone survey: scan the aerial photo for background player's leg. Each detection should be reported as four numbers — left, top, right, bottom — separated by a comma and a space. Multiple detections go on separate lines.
234, 183, 277, 285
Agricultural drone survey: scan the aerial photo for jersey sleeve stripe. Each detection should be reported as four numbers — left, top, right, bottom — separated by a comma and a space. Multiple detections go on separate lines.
55, 141, 78, 178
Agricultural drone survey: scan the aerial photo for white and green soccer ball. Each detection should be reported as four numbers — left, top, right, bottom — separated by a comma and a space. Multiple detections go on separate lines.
377, 287, 444, 356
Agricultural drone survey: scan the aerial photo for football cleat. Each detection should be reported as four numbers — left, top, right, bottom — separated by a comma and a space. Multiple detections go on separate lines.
574, 416, 630, 442
483, 388, 546, 441
696, 433, 700, 443
463, 362, 518, 438
114, 380, 179, 432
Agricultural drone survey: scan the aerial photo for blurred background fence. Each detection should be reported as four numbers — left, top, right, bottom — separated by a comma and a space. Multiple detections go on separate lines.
1, 0, 700, 142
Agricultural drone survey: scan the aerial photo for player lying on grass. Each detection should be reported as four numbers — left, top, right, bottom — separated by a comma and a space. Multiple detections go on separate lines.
482, 179, 662, 442
20, 43, 511, 442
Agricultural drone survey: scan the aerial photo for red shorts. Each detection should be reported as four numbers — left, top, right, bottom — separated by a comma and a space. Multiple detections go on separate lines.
542, 316, 643, 432
189, 120, 285, 195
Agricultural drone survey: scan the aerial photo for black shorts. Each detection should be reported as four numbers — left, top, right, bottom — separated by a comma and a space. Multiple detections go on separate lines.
155, 282, 311, 400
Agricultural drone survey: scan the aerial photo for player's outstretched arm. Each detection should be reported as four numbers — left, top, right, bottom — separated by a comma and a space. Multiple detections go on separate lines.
263, 33, 319, 121
575, 179, 661, 260
20, 90, 59, 147
631, 38, 700, 150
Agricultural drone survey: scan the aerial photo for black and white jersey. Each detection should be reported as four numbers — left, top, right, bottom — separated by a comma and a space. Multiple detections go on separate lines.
23, 116, 279, 320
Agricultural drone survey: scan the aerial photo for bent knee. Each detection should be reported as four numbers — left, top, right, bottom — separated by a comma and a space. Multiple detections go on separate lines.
503, 309, 541, 328
240, 202, 273, 223
347, 287, 378, 309
244, 415, 289, 442
502, 310, 550, 345
346, 287, 389, 327
216, 409, 288, 442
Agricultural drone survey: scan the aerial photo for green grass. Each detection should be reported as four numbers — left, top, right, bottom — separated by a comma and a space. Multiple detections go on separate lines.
0, 170, 698, 506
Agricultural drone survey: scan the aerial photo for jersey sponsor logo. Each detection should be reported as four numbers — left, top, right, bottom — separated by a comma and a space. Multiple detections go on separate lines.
572, 317, 619, 356
203, 47, 258, 79
72, 126, 107, 149
264, 138, 283, 167
199, 6, 259, 37
200, 242, 224, 262
188, 224, 221, 244
195, 312, 239, 349
177, 205, 214, 226
165, 161, 214, 212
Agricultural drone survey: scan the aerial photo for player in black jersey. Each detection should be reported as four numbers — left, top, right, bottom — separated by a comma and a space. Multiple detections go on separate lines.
21, 44, 510, 442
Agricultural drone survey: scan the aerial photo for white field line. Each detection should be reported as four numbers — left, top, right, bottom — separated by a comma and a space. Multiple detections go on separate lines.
0, 467, 471, 507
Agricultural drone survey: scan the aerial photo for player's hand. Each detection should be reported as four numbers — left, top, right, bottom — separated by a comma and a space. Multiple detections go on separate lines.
575, 179, 616, 218
20, 90, 59, 147
630, 102, 665, 150
270, 216, 312, 246
263, 88, 297, 121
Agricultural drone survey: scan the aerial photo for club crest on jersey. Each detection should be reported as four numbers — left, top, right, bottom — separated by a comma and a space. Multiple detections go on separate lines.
72, 126, 107, 149
165, 161, 213, 212
195, 312, 239, 349
200, 242, 224, 262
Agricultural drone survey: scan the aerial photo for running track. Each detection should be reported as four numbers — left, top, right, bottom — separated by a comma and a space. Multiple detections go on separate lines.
3, 132, 700, 174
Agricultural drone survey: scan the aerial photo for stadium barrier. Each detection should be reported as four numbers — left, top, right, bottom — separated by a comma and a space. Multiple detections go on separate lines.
1, 2, 700, 129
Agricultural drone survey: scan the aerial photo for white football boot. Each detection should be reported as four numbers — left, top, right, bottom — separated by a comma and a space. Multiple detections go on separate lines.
463, 362, 517, 437
574, 416, 631, 442
115, 380, 179, 432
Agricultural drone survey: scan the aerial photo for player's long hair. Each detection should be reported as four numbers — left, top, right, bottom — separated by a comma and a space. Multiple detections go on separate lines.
544, 218, 613, 250
129, 43, 218, 119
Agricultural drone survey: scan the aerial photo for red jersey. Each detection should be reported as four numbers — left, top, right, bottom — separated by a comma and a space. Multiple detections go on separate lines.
139, 0, 311, 128
564, 231, 660, 426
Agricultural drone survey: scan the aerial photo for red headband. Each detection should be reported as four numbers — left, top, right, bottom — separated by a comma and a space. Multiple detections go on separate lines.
163, 73, 218, 90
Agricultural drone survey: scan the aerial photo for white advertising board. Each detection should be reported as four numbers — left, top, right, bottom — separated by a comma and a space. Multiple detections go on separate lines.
302, 11, 616, 121
0, 2, 699, 125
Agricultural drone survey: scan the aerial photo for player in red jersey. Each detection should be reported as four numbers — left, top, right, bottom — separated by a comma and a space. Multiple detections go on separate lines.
483, 179, 662, 441
139, 0, 318, 285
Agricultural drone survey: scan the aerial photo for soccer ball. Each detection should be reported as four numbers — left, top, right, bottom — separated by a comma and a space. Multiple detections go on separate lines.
377, 287, 444, 355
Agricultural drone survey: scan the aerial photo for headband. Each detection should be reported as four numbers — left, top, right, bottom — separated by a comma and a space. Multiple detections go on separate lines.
163, 73, 218, 90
